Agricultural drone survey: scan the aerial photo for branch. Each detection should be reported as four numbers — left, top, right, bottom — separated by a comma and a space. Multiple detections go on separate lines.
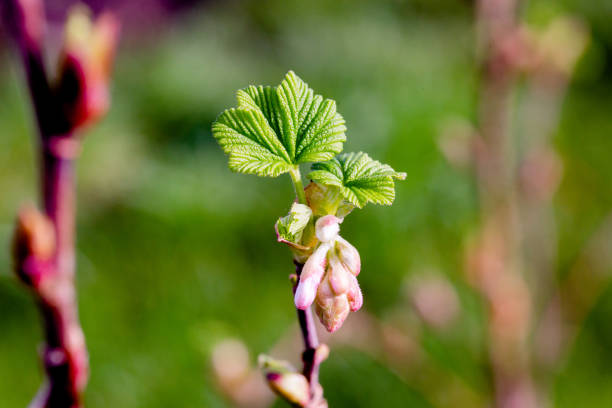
5, 1, 119, 407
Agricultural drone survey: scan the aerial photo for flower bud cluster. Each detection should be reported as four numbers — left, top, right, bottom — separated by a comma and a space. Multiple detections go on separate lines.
294, 215, 363, 332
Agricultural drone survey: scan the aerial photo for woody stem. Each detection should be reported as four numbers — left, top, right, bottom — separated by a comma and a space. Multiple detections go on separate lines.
3, 0, 88, 406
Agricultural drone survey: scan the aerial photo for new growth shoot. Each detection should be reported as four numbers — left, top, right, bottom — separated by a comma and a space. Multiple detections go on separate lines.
213, 71, 405, 407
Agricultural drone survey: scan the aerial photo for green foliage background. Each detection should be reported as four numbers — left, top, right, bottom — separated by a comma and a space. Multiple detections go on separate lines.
1, 0, 612, 406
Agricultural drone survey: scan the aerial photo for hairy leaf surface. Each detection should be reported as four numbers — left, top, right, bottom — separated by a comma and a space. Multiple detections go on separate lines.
308, 152, 406, 208
213, 71, 346, 177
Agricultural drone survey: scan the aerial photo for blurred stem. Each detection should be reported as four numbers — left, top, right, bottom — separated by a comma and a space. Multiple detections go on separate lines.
474, 0, 537, 407
290, 166, 307, 205
36, 144, 88, 408
4, 0, 88, 406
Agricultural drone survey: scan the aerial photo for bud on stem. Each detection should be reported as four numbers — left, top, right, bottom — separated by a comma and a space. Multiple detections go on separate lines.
56, 6, 119, 131
259, 354, 311, 407
13, 205, 56, 287
293, 215, 364, 332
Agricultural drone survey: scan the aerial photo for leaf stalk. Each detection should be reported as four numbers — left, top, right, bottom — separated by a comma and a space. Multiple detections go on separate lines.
290, 166, 308, 205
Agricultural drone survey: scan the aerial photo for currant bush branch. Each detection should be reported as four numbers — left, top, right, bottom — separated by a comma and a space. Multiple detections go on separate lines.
3, 1, 119, 406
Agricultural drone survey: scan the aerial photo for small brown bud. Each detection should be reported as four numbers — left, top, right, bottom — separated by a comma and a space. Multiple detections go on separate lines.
55, 6, 119, 130
266, 372, 310, 407
259, 355, 310, 407
314, 344, 330, 365
12, 206, 56, 286
13, 205, 55, 264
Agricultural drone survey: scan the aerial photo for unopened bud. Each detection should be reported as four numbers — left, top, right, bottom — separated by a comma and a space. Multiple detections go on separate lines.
12, 206, 55, 286
346, 274, 363, 312
295, 243, 330, 309
259, 355, 310, 407
314, 344, 330, 365
315, 275, 350, 333
315, 215, 341, 243
305, 182, 344, 216
327, 254, 350, 295
13, 206, 55, 263
335, 236, 361, 276
56, 6, 119, 130
295, 276, 319, 310
297, 220, 364, 332
276, 203, 314, 263
266, 372, 310, 406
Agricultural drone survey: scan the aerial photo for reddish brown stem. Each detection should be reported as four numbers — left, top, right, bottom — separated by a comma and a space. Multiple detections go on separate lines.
37, 151, 87, 408
3, 0, 88, 406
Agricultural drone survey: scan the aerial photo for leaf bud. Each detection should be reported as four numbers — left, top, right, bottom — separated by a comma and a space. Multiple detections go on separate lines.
55, 5, 119, 130
12, 205, 56, 287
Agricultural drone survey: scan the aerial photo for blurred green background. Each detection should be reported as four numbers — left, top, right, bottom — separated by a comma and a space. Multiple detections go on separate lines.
1, 0, 612, 406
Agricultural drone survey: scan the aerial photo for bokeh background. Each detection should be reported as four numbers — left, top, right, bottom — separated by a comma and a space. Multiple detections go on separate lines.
1, 0, 612, 407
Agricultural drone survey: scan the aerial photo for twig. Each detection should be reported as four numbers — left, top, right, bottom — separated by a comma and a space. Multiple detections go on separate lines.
4, 1, 118, 406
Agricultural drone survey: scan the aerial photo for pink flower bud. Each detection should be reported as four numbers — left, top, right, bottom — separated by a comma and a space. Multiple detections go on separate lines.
315, 215, 342, 243
335, 236, 361, 276
346, 274, 363, 312
295, 243, 330, 309
327, 254, 350, 295
315, 275, 350, 333
294, 276, 319, 310
316, 295, 350, 334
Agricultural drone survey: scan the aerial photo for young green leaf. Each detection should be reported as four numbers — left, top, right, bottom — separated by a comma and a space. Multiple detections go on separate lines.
212, 71, 347, 177
276, 203, 312, 244
308, 152, 406, 208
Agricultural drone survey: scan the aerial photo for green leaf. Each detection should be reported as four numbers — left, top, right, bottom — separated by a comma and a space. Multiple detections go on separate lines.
308, 152, 406, 208
213, 71, 347, 177
275, 203, 312, 244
